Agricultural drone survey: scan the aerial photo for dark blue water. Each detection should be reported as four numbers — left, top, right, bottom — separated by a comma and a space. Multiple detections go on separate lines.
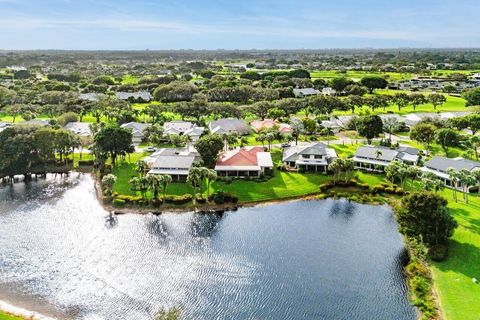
0, 175, 414, 320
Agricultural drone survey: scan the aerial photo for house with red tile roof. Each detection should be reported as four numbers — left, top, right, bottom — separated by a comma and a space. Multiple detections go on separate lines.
215, 146, 273, 178
250, 119, 293, 135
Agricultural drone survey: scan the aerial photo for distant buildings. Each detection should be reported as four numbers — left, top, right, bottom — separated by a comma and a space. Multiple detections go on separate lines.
215, 146, 273, 178
250, 119, 293, 135
282, 142, 338, 172
0, 122, 12, 133
353, 145, 420, 171
293, 88, 321, 98
115, 91, 153, 102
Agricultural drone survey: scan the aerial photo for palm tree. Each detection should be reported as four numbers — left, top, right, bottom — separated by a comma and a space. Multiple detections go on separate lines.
375, 150, 383, 159
255, 133, 267, 147
161, 174, 172, 198
472, 168, 480, 198
265, 132, 276, 151
136, 160, 148, 177
205, 169, 217, 201
342, 159, 355, 183
187, 167, 202, 203
328, 158, 342, 185
146, 174, 163, 200
470, 135, 480, 160
459, 169, 475, 204
447, 168, 459, 202
406, 166, 422, 190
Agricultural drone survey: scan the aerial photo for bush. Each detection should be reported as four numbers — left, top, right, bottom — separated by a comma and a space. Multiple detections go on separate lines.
319, 181, 334, 192
371, 184, 386, 194
78, 160, 94, 166
164, 194, 193, 204
196, 195, 207, 204
151, 198, 163, 207
211, 191, 238, 204
428, 244, 449, 262
57, 112, 78, 126
112, 198, 126, 207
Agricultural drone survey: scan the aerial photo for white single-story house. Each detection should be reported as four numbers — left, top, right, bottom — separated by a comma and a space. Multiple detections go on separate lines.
293, 88, 321, 98
120, 122, 150, 144
144, 147, 200, 181
215, 146, 273, 178
64, 122, 92, 137
422, 156, 480, 190
209, 118, 252, 136
282, 142, 338, 172
115, 91, 153, 102
353, 145, 420, 171
322, 87, 337, 96
0, 121, 12, 133
163, 121, 194, 135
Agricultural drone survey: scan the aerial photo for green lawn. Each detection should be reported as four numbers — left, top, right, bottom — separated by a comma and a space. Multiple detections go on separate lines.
0, 312, 23, 320
429, 189, 480, 320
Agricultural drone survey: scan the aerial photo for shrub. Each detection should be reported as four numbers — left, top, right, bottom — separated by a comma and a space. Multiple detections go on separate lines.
112, 198, 126, 207
298, 167, 306, 173
428, 244, 449, 262
195, 195, 207, 204
371, 184, 385, 194
164, 194, 193, 204
78, 160, 94, 166
151, 198, 163, 207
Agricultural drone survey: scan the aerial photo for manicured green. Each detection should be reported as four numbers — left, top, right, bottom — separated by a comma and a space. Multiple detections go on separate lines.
0, 312, 23, 320
429, 189, 480, 320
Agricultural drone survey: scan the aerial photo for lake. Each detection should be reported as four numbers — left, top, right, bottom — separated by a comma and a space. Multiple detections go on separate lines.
0, 174, 414, 320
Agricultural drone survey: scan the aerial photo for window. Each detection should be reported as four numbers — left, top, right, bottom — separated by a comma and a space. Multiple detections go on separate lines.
314, 155, 322, 159
301, 154, 310, 159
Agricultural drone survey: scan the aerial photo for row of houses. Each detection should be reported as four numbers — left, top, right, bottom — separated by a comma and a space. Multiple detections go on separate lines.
144, 145, 274, 181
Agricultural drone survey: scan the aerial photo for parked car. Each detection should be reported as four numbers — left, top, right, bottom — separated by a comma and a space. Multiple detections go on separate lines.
146, 146, 157, 152
281, 143, 291, 148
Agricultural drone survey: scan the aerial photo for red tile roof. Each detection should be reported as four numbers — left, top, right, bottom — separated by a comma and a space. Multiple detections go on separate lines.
216, 147, 265, 167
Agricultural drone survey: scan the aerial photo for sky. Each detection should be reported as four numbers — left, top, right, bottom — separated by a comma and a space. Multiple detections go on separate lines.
0, 0, 479, 50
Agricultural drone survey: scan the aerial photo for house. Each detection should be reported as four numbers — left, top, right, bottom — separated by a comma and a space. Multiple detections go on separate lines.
422, 156, 480, 190
322, 87, 337, 96
293, 88, 321, 98
209, 118, 252, 136
115, 91, 153, 102
163, 121, 194, 135
250, 119, 293, 134
17, 119, 50, 127
278, 123, 293, 135
215, 146, 273, 178
320, 120, 342, 133
144, 147, 200, 181
282, 143, 338, 172
64, 122, 92, 137
184, 126, 205, 141
79, 93, 100, 102
120, 122, 150, 144
353, 145, 420, 171
250, 119, 277, 132
0, 121, 11, 133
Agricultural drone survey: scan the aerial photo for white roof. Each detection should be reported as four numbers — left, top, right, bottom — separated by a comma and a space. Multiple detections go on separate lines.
257, 152, 274, 167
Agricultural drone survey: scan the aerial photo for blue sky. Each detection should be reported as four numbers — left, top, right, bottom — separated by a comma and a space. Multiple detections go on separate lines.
0, 0, 479, 50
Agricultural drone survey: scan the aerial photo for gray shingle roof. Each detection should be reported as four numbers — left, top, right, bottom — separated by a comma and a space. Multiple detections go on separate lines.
424, 156, 480, 172
208, 118, 251, 135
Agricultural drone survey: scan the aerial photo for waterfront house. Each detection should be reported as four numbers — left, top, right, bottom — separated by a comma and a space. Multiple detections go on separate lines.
282, 142, 338, 172
353, 145, 420, 171
209, 118, 252, 136
215, 146, 273, 178
422, 156, 480, 190
120, 122, 150, 144
144, 147, 200, 181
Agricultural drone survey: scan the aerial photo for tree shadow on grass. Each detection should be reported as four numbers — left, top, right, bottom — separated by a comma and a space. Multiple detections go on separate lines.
434, 240, 480, 281
450, 207, 480, 234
